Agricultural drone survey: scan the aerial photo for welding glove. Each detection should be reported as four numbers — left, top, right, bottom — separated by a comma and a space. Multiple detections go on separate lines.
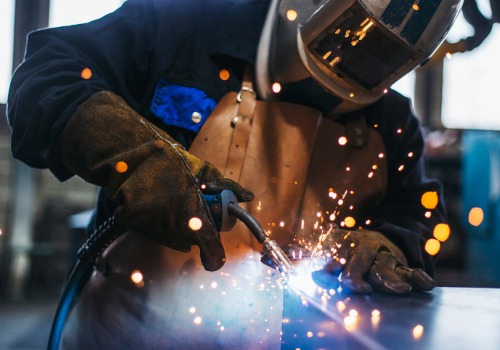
60, 91, 253, 271
312, 228, 435, 294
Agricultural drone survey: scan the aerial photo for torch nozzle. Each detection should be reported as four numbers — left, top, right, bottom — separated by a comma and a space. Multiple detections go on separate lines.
226, 201, 295, 279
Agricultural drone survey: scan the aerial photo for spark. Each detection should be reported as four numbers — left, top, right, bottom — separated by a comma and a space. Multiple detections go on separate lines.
412, 4, 420, 11
188, 217, 203, 231
306, 331, 314, 338
286, 9, 298, 21
219, 69, 230, 81
433, 223, 450, 242
425, 238, 440, 255
371, 309, 380, 318
272, 82, 282, 93
408, 152, 414, 157
338, 136, 348, 146
115, 161, 128, 173
378, 153, 384, 158
412, 324, 424, 339
193, 316, 202, 325
81, 67, 92, 80
468, 207, 484, 226
397, 128, 402, 134
425, 211, 432, 218
211, 281, 218, 288
445, 52, 452, 59
368, 171, 374, 178
279, 221, 285, 227
200, 184, 207, 190
421, 191, 439, 209
189, 307, 196, 314
130, 270, 144, 285
346, 166, 351, 171
398, 165, 405, 171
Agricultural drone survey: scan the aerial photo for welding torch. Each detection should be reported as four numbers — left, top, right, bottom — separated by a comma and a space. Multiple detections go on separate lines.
47, 189, 294, 350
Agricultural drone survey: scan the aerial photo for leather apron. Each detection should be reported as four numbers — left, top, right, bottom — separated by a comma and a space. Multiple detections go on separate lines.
62, 75, 387, 349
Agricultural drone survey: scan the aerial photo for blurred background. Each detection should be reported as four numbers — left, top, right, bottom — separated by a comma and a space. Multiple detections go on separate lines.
0, 0, 499, 348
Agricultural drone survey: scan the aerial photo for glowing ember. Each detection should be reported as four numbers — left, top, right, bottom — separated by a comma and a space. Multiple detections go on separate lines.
339, 258, 347, 265
272, 82, 282, 93
468, 207, 484, 226
378, 153, 384, 158
408, 152, 414, 157
115, 161, 128, 173
368, 171, 374, 178
433, 223, 450, 242
344, 216, 356, 228
130, 270, 143, 284
219, 69, 230, 81
397, 128, 402, 134
338, 136, 348, 146
421, 191, 439, 209
412, 324, 424, 339
200, 184, 206, 190
336, 301, 346, 312
425, 238, 440, 255
81, 67, 92, 80
286, 9, 298, 21
188, 217, 203, 231
412, 4, 420, 11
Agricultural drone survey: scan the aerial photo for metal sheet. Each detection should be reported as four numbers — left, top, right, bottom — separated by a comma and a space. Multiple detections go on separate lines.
282, 281, 500, 350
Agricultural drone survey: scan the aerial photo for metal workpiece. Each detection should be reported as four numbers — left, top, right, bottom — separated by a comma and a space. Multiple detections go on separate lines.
281, 282, 500, 350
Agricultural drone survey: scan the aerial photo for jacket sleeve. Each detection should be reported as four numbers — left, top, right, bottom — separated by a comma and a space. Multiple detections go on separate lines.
367, 91, 447, 276
6, 1, 156, 180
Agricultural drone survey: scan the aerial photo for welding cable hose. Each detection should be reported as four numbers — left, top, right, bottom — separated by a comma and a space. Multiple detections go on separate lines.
47, 194, 293, 349
47, 216, 124, 350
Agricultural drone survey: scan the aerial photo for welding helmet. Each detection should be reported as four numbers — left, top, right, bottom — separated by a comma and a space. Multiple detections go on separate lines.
256, 0, 463, 114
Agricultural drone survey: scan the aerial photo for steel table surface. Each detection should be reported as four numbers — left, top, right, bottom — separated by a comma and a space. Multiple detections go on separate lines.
281, 286, 500, 350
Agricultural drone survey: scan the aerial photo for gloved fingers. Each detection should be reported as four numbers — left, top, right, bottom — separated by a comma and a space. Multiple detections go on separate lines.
196, 164, 254, 202
368, 252, 412, 294
196, 231, 226, 271
340, 251, 376, 294
311, 269, 341, 290
395, 266, 435, 291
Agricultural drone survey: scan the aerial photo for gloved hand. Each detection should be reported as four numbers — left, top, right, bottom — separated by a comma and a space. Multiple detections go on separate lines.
60, 91, 253, 271
312, 228, 435, 294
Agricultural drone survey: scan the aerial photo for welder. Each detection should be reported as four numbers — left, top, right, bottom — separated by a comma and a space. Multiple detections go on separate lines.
7, 0, 462, 348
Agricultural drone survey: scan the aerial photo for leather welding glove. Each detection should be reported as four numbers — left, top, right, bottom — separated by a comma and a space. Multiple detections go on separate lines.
60, 91, 254, 271
312, 228, 435, 294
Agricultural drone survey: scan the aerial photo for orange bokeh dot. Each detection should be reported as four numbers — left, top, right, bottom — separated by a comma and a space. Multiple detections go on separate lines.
219, 69, 230, 81
433, 223, 450, 242
425, 238, 440, 256
115, 161, 128, 173
421, 191, 438, 209
81, 67, 92, 80
468, 207, 484, 227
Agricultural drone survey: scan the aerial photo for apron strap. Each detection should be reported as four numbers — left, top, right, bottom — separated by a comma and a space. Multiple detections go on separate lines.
225, 66, 257, 180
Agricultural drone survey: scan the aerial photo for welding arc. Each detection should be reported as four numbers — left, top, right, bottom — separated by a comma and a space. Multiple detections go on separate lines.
47, 216, 124, 350
227, 202, 268, 243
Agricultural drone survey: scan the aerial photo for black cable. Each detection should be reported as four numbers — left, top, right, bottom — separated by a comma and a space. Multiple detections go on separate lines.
227, 202, 268, 243
47, 216, 124, 350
